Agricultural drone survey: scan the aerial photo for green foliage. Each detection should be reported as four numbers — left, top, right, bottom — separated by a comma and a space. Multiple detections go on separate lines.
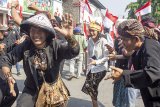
126, 0, 160, 24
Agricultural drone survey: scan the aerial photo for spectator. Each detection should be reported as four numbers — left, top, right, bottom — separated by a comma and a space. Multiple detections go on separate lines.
68, 27, 87, 80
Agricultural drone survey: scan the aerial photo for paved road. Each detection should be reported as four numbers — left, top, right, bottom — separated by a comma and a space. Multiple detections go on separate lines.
11, 61, 144, 107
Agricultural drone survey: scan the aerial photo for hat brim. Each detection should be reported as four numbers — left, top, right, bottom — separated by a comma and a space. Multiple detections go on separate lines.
20, 20, 56, 37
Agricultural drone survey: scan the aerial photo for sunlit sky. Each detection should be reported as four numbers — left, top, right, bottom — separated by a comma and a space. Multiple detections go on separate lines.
99, 0, 137, 18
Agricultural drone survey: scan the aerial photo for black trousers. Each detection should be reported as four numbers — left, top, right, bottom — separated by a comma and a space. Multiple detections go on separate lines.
140, 88, 160, 107
0, 78, 19, 107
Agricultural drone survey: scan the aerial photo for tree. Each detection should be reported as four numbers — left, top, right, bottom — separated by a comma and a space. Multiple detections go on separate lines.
126, 0, 160, 24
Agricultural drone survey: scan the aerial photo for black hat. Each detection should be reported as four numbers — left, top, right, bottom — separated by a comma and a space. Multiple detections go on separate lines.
20, 13, 56, 37
141, 16, 156, 28
141, 15, 156, 24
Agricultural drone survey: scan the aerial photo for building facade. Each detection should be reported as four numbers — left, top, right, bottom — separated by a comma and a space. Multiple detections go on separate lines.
0, 0, 105, 26
62, 0, 106, 24
0, 0, 63, 26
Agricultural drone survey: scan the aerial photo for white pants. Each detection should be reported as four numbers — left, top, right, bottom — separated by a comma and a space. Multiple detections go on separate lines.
69, 53, 84, 76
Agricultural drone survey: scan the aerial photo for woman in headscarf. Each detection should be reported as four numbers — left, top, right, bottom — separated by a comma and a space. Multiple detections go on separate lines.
82, 21, 109, 107
109, 19, 160, 107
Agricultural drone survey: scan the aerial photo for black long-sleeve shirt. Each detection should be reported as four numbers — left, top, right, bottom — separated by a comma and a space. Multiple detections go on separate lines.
122, 37, 160, 106
1, 38, 79, 94
123, 37, 160, 89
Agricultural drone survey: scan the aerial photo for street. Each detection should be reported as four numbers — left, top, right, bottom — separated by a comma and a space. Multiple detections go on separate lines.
12, 61, 144, 107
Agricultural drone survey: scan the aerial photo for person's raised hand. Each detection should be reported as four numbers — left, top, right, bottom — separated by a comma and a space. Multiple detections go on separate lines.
28, 2, 40, 11
11, 0, 19, 9
54, 13, 73, 38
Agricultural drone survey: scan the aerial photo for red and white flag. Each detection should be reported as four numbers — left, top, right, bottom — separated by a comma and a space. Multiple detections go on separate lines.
83, 21, 89, 38
110, 25, 116, 39
19, 5, 23, 18
80, 0, 93, 37
135, 1, 151, 16
103, 9, 118, 40
103, 9, 118, 29
7, 0, 23, 19
80, 0, 94, 23
136, 12, 142, 22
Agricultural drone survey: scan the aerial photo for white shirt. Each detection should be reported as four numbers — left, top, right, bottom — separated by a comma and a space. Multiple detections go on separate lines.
87, 37, 109, 74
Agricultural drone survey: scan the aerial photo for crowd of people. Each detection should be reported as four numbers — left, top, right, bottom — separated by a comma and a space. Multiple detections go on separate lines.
0, 1, 160, 107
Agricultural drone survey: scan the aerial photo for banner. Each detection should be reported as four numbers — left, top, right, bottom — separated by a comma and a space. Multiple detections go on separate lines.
0, 0, 53, 13
23, 0, 53, 13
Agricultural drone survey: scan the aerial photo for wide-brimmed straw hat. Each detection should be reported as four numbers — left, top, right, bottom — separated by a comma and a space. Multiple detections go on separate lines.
20, 13, 56, 37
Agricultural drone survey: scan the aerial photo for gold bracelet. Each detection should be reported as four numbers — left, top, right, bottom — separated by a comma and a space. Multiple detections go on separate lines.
65, 36, 78, 48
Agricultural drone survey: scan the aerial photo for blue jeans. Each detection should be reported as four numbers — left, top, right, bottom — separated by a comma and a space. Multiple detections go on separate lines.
113, 78, 127, 107
113, 79, 141, 107
126, 87, 141, 107
16, 62, 20, 73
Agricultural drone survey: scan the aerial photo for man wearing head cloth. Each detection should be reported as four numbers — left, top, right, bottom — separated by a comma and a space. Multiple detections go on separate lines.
68, 26, 87, 80
109, 19, 160, 107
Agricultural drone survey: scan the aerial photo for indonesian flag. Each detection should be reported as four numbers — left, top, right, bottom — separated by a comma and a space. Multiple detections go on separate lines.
83, 21, 89, 38
80, 0, 93, 37
103, 9, 118, 42
81, 0, 94, 23
137, 12, 142, 22
103, 9, 118, 29
100, 24, 104, 33
7, 0, 23, 19
103, 9, 118, 40
110, 25, 116, 40
135, 1, 151, 16
19, 5, 23, 18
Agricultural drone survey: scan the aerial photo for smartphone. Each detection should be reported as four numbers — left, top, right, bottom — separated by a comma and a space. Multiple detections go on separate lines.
105, 44, 114, 53
91, 55, 97, 60
106, 44, 113, 48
